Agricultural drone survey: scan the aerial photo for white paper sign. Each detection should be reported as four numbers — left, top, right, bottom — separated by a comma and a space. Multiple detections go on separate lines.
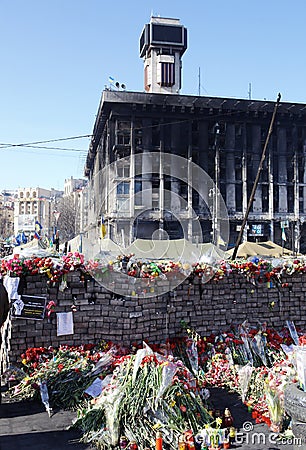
56, 312, 74, 336
3, 275, 20, 300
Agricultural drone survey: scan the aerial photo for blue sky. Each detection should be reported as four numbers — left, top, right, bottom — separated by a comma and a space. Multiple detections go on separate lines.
1, 0, 306, 192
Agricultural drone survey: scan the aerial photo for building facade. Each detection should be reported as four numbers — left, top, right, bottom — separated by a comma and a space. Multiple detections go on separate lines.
62, 177, 88, 238
83, 17, 306, 253
0, 191, 15, 239
14, 187, 63, 240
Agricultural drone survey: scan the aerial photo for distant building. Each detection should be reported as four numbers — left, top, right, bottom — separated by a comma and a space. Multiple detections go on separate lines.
0, 191, 15, 239
14, 187, 63, 239
63, 177, 88, 237
64, 176, 87, 197
83, 16, 306, 253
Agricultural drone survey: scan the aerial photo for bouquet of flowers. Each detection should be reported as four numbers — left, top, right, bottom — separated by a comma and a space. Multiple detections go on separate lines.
265, 384, 283, 432
74, 344, 212, 449
12, 344, 117, 410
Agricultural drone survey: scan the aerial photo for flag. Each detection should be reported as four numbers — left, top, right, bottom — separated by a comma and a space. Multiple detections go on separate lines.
281, 228, 287, 241
35, 221, 43, 232
108, 76, 115, 84
34, 231, 40, 239
21, 232, 27, 244
100, 216, 106, 239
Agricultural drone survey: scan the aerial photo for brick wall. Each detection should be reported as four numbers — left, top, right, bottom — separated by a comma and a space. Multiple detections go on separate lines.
7, 270, 305, 364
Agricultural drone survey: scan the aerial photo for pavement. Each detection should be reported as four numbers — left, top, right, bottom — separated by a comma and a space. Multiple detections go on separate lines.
0, 393, 92, 450
0, 387, 301, 450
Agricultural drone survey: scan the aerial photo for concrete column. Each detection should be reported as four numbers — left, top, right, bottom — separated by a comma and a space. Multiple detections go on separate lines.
242, 124, 248, 242
304, 140, 306, 214
251, 125, 262, 212
187, 123, 193, 240
268, 141, 274, 241
170, 122, 181, 214
225, 124, 236, 211
198, 122, 209, 214
293, 126, 300, 253
277, 127, 287, 212
129, 120, 135, 244
142, 119, 152, 211
105, 120, 113, 216
159, 121, 165, 230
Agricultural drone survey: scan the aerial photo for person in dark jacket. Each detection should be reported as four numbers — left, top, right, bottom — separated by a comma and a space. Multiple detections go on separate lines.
0, 279, 9, 402
53, 230, 60, 252
0, 280, 9, 329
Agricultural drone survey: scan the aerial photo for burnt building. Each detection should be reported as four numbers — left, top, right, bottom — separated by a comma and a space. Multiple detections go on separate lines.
84, 16, 306, 252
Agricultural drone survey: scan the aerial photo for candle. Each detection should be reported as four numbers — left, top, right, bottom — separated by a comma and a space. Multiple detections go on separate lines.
223, 439, 230, 449
222, 408, 234, 428
178, 435, 187, 450
119, 436, 128, 449
156, 431, 163, 450
185, 430, 195, 450
229, 427, 236, 445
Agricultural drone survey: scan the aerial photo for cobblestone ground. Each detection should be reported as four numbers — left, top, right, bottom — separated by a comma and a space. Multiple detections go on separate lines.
0, 387, 304, 450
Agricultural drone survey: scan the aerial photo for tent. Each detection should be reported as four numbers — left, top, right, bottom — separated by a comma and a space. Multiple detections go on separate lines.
226, 240, 295, 259
83, 237, 123, 260
197, 242, 227, 263
12, 238, 58, 258
125, 238, 201, 263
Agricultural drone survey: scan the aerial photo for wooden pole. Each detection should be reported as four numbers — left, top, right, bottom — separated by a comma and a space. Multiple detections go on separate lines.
231, 93, 281, 260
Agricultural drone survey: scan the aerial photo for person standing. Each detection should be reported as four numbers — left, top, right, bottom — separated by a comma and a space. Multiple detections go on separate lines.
0, 278, 9, 403
53, 230, 60, 252
0, 278, 9, 333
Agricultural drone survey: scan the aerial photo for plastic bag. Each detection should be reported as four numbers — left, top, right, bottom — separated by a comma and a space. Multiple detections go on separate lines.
58, 275, 68, 292
90, 350, 115, 377
225, 347, 234, 366
251, 332, 267, 366
94, 386, 123, 446
104, 389, 123, 446
132, 342, 153, 383
237, 364, 253, 403
155, 361, 178, 407
265, 386, 283, 430
286, 320, 299, 346
239, 321, 253, 365
186, 338, 199, 375
39, 380, 52, 417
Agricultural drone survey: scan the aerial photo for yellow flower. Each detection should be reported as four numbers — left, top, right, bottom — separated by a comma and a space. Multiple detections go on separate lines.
216, 417, 222, 427
22, 358, 27, 365
169, 400, 176, 407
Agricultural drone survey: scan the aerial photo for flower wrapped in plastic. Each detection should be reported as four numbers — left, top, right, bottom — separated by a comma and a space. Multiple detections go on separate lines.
237, 363, 254, 403
265, 384, 283, 432
75, 347, 212, 449
185, 337, 199, 375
